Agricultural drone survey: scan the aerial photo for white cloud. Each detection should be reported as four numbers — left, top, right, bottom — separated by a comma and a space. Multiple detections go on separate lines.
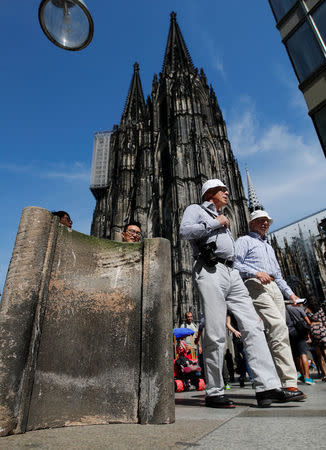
199, 31, 226, 78
259, 165, 326, 203
0, 161, 90, 182
228, 107, 259, 155
229, 101, 320, 158
42, 170, 89, 182
0, 163, 33, 173
228, 98, 326, 228
213, 58, 225, 78
273, 62, 308, 114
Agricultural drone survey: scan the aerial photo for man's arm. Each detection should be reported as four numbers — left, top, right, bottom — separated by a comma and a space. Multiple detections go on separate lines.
179, 204, 223, 240
297, 307, 311, 324
234, 237, 257, 279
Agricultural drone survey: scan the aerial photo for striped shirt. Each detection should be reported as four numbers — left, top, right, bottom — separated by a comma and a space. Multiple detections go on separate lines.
179, 201, 235, 259
234, 232, 294, 298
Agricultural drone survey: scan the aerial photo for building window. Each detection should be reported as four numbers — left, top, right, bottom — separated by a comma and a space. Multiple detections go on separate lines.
312, 2, 326, 45
285, 20, 325, 82
269, 0, 298, 22
312, 104, 326, 154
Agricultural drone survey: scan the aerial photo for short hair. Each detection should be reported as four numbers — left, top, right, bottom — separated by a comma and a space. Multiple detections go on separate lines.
185, 311, 192, 317
123, 221, 142, 233
52, 211, 70, 219
306, 298, 322, 314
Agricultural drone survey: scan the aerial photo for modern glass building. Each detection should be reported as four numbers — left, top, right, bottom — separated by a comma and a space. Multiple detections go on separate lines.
268, 0, 326, 157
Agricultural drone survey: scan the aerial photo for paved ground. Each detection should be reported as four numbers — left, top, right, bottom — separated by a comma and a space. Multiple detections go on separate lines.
1, 379, 326, 449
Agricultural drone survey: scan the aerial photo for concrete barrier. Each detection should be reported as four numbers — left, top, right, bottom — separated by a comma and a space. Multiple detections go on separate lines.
0, 207, 174, 436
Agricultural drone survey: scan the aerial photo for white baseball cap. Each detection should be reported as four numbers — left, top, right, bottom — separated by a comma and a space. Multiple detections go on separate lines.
201, 179, 227, 200
249, 210, 273, 225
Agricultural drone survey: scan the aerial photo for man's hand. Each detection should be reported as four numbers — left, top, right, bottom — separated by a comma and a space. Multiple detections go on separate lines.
289, 294, 299, 305
256, 271, 273, 284
217, 214, 229, 228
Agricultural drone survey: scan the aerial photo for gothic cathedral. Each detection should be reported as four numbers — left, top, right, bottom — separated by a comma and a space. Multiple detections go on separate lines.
91, 12, 249, 324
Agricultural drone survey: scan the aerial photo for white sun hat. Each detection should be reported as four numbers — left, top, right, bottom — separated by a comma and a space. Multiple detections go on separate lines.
201, 179, 227, 200
249, 210, 273, 225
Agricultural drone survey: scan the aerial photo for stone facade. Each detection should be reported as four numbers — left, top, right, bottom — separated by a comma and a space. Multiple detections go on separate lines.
91, 12, 249, 324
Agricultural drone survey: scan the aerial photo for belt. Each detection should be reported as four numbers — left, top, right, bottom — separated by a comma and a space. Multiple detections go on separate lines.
216, 257, 234, 268
243, 275, 275, 281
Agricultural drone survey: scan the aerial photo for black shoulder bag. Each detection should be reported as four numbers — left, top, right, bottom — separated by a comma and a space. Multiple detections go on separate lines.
287, 306, 310, 339
197, 206, 219, 267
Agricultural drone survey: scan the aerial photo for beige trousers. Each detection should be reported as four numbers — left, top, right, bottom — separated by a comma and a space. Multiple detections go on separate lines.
244, 278, 298, 388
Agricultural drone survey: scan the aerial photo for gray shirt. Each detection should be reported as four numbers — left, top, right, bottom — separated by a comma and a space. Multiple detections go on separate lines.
179, 201, 235, 260
286, 305, 307, 336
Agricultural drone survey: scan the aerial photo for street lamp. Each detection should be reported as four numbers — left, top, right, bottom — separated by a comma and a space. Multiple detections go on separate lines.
38, 0, 94, 51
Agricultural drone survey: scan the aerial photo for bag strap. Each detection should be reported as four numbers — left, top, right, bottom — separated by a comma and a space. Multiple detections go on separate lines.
200, 204, 218, 219
199, 204, 235, 255
198, 205, 219, 246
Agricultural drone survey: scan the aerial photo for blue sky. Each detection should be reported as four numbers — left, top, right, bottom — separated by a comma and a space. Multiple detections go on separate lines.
1, 0, 326, 291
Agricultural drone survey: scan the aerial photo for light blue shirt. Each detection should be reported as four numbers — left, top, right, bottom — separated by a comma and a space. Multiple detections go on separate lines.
234, 232, 294, 299
179, 201, 235, 260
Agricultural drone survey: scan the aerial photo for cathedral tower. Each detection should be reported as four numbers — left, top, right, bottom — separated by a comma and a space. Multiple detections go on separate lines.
91, 12, 249, 324
246, 167, 264, 213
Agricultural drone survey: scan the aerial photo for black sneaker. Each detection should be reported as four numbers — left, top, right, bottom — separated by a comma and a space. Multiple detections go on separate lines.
256, 388, 305, 408
205, 395, 235, 408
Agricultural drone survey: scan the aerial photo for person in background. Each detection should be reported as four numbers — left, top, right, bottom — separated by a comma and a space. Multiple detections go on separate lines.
181, 311, 200, 356
305, 298, 326, 382
224, 349, 235, 384
121, 221, 142, 243
286, 304, 313, 385
195, 313, 205, 380
226, 313, 254, 388
175, 340, 202, 390
52, 211, 72, 229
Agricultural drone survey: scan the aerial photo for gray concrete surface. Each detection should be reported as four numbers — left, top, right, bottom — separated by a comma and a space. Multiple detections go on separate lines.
1, 379, 325, 449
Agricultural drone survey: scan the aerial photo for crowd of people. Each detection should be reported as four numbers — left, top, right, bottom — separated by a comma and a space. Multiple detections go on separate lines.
175, 298, 326, 398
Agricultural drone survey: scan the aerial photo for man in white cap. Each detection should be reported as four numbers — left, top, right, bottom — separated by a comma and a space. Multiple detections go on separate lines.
180, 179, 305, 408
234, 210, 305, 396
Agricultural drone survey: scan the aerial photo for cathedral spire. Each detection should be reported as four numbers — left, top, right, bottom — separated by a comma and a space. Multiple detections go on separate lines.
162, 11, 195, 76
246, 167, 264, 213
121, 62, 146, 126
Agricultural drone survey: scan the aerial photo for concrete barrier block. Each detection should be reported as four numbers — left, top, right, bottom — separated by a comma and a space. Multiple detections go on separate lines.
139, 238, 175, 424
0, 208, 174, 435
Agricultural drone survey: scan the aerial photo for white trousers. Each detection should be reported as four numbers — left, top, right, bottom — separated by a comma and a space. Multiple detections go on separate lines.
244, 279, 298, 388
194, 261, 281, 396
